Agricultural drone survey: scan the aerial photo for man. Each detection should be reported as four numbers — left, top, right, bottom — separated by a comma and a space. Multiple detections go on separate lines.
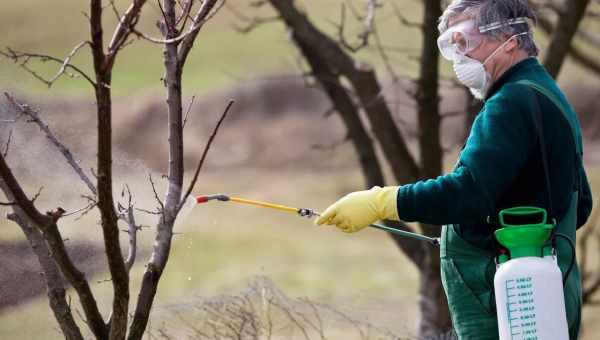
315, 0, 593, 339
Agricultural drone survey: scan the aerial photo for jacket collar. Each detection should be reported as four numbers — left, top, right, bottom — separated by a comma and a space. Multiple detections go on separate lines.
484, 57, 539, 101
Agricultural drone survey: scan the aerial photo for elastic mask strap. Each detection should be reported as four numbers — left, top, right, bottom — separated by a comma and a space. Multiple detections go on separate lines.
482, 32, 529, 66
478, 17, 529, 33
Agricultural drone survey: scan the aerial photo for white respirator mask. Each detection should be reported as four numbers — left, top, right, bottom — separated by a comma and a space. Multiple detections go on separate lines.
438, 17, 530, 99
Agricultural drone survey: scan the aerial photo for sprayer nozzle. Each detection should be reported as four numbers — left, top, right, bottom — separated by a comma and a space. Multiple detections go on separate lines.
195, 194, 231, 204
196, 196, 209, 204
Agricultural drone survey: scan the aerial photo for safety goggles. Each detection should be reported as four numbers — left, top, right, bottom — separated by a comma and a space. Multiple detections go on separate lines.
437, 20, 485, 61
437, 17, 530, 61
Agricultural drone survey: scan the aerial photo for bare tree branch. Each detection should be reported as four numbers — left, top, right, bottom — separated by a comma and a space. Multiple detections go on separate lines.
268, 0, 420, 185
0, 151, 108, 339
182, 95, 195, 129
5, 93, 97, 196
117, 185, 140, 273
540, 0, 592, 78
175, 0, 195, 28
63, 200, 98, 219
372, 22, 400, 83
577, 27, 600, 47
0, 46, 96, 87
391, 1, 423, 28
2, 128, 12, 157
335, 4, 369, 52
148, 172, 165, 219
178, 0, 221, 65
106, 0, 149, 69
226, 2, 280, 33
6, 212, 84, 340
536, 11, 600, 76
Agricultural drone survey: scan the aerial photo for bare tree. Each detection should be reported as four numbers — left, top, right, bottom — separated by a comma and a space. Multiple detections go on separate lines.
1, 1, 228, 339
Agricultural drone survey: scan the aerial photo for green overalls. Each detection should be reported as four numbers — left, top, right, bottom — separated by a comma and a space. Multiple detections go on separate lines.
396, 59, 592, 340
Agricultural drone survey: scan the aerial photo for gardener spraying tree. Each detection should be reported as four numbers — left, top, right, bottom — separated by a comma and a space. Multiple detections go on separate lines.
314, 1, 592, 339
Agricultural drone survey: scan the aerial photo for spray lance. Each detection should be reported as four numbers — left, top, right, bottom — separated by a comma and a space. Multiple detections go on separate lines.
194, 194, 440, 247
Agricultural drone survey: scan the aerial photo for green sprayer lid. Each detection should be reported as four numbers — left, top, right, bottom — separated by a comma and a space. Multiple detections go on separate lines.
494, 207, 554, 260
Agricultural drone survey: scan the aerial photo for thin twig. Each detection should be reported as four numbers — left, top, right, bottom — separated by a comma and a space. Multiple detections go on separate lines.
135, 207, 163, 215
148, 173, 165, 219
336, 1, 380, 53
175, 0, 195, 29
62, 201, 98, 218
31, 186, 44, 203
3, 128, 13, 157
372, 21, 399, 83
226, 2, 280, 33
48, 41, 91, 85
177, 100, 234, 215
118, 184, 139, 273
336, 4, 366, 52
182, 95, 196, 129
390, 1, 423, 28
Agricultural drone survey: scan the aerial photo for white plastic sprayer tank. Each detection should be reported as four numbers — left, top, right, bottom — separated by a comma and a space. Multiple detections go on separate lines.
495, 256, 568, 339
493, 207, 569, 340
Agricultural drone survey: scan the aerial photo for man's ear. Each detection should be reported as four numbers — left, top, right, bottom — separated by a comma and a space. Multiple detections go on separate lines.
504, 36, 520, 52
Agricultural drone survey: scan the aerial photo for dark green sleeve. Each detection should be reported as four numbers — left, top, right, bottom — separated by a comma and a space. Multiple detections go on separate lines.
577, 165, 592, 228
396, 84, 536, 225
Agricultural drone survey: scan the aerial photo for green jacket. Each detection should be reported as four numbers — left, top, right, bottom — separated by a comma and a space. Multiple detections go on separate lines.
396, 57, 592, 248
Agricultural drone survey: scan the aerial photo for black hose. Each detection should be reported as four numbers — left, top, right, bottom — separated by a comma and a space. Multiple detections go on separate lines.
555, 232, 575, 286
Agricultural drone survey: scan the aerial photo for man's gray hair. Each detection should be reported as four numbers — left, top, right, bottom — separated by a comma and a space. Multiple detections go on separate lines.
438, 0, 539, 56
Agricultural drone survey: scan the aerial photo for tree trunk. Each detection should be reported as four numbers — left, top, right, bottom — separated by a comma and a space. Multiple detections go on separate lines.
543, 0, 591, 78
266, 0, 453, 337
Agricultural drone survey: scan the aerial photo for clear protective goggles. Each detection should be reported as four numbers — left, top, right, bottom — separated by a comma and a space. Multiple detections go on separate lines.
437, 17, 529, 61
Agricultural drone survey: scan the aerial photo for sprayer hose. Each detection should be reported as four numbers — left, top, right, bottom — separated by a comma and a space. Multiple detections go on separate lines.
555, 232, 575, 286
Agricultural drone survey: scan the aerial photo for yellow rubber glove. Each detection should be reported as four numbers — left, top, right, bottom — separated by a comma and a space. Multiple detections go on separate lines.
315, 186, 400, 233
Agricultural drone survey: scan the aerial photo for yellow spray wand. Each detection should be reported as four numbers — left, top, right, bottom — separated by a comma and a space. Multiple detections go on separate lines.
195, 194, 439, 246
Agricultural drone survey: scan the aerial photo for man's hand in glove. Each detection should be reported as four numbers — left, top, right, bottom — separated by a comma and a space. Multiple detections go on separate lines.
315, 186, 399, 233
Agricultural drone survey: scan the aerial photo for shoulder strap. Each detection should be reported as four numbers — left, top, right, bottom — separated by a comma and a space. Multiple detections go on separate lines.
515, 79, 583, 224
529, 89, 554, 220
515, 80, 582, 155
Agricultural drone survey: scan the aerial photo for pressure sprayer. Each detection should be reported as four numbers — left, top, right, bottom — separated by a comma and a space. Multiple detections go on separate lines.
493, 206, 574, 340
194, 194, 440, 246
